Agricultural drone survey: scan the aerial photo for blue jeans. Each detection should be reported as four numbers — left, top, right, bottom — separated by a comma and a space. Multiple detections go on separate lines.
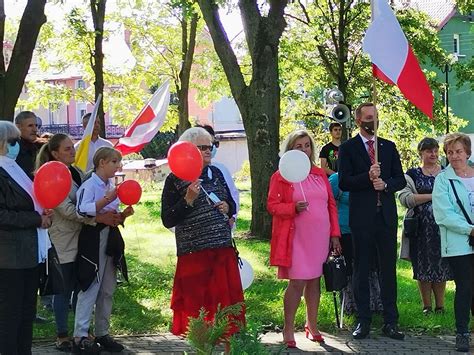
53, 262, 76, 337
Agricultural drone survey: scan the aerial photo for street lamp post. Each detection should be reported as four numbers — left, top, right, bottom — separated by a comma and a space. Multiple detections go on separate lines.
441, 55, 458, 135
441, 63, 452, 134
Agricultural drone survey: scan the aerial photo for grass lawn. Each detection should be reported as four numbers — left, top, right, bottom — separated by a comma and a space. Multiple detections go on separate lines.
34, 181, 457, 339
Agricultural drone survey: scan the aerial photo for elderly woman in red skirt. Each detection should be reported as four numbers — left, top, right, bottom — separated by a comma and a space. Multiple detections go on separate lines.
161, 127, 244, 336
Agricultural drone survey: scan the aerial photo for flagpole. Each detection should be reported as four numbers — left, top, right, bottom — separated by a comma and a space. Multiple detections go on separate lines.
370, 0, 379, 164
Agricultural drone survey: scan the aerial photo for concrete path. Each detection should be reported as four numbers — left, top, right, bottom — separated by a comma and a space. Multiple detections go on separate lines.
31, 330, 469, 354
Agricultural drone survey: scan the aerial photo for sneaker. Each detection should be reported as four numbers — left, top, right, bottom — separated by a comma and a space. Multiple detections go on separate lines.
95, 334, 124, 352
72, 337, 101, 354
455, 333, 469, 352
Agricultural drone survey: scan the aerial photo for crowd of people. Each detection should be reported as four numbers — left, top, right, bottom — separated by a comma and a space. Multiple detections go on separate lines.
0, 104, 474, 354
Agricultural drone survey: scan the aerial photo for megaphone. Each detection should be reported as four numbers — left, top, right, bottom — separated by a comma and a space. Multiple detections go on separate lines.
330, 103, 351, 123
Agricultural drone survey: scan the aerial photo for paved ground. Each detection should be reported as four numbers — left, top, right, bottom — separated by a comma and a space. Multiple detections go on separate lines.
32, 330, 469, 354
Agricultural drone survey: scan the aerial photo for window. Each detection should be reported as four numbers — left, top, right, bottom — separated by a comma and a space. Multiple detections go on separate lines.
76, 102, 87, 123
453, 34, 460, 56
76, 79, 86, 90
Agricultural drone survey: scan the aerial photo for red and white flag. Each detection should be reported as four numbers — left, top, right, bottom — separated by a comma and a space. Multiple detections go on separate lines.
363, 0, 434, 119
116, 80, 170, 155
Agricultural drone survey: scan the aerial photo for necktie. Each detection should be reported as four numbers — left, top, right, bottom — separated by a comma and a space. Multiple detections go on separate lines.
367, 140, 375, 164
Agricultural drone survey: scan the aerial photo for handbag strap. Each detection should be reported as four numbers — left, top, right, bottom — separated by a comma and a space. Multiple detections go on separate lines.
449, 179, 473, 224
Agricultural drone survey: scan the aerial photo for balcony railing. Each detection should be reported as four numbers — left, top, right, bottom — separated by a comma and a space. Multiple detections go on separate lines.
40, 124, 126, 139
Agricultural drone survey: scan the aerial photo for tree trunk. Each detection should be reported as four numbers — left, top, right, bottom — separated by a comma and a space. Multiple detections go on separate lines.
240, 56, 280, 239
177, 12, 198, 136
0, 0, 46, 120
90, 0, 106, 137
197, 0, 286, 238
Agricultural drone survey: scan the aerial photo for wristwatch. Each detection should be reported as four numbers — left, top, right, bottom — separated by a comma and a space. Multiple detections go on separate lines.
384, 183, 388, 192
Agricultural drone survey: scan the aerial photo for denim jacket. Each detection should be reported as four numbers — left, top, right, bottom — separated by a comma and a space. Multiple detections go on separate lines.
432, 165, 474, 257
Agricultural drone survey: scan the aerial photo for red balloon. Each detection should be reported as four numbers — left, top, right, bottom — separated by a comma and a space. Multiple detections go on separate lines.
167, 141, 203, 182
117, 180, 142, 206
34, 161, 72, 209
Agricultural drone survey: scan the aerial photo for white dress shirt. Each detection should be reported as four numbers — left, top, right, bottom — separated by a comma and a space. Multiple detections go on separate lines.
76, 173, 119, 217
74, 137, 114, 172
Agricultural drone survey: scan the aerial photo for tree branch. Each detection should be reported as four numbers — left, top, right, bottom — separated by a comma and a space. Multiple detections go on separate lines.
238, 0, 260, 58
4, 0, 47, 118
284, 13, 309, 25
347, 47, 361, 85
314, 0, 339, 54
0, 0, 5, 75
297, 0, 311, 24
179, 12, 198, 92
197, 0, 247, 102
268, 0, 288, 43
317, 44, 338, 79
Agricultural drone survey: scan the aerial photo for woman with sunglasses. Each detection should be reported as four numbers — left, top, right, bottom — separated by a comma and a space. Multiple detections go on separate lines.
161, 127, 244, 340
0, 121, 52, 354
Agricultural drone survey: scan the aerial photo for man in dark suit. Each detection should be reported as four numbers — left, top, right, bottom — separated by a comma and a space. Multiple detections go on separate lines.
339, 102, 406, 340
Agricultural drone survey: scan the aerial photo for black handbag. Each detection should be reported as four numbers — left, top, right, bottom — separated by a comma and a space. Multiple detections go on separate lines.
403, 213, 418, 239
449, 180, 474, 247
323, 254, 347, 292
39, 245, 65, 296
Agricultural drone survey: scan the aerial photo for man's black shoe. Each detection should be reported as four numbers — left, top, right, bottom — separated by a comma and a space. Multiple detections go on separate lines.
95, 334, 124, 352
382, 324, 405, 340
352, 323, 370, 339
455, 333, 469, 352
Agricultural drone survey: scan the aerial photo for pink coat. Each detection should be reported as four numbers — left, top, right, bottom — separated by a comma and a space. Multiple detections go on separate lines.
267, 166, 341, 267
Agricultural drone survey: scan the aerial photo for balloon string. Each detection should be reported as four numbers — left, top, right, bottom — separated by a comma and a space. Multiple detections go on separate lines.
300, 182, 309, 211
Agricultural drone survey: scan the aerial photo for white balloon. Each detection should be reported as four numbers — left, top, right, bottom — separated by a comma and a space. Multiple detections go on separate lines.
279, 150, 311, 183
238, 258, 254, 290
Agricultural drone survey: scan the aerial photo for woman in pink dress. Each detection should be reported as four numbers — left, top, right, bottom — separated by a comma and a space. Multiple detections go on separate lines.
267, 130, 341, 348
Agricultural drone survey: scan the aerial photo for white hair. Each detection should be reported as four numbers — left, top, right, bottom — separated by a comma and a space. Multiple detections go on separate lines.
178, 127, 212, 144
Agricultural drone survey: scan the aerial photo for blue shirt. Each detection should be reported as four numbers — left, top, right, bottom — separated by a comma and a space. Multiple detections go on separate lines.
329, 173, 350, 234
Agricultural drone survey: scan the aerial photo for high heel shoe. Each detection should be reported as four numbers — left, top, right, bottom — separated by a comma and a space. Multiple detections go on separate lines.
305, 326, 324, 343
284, 340, 297, 348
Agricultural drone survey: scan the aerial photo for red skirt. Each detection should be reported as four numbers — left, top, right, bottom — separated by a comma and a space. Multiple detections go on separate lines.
170, 247, 246, 336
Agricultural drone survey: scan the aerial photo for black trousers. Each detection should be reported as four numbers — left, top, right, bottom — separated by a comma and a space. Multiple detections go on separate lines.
351, 210, 398, 325
446, 254, 473, 334
0, 266, 39, 355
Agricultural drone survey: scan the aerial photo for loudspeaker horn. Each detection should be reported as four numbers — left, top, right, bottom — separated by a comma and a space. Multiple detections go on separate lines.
330, 104, 351, 123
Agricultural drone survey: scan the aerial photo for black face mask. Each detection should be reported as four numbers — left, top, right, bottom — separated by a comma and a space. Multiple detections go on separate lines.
361, 121, 378, 136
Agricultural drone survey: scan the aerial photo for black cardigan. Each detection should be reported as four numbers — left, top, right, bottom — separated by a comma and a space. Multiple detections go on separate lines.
76, 224, 128, 291
0, 168, 42, 269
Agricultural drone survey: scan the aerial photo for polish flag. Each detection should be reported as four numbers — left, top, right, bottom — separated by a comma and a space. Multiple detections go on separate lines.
363, 0, 434, 119
115, 80, 170, 155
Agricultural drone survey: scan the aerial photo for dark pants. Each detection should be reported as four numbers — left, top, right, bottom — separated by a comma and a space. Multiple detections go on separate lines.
0, 266, 39, 355
351, 210, 398, 325
446, 254, 473, 334
340, 233, 353, 277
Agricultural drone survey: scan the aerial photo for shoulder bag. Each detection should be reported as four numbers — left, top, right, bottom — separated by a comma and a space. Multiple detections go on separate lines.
449, 179, 474, 247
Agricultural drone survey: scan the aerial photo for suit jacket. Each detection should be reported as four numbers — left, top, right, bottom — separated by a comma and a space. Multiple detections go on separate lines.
338, 134, 406, 229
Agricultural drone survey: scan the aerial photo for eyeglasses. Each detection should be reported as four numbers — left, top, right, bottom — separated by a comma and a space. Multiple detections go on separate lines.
197, 145, 213, 152
7, 137, 20, 146
213, 141, 220, 148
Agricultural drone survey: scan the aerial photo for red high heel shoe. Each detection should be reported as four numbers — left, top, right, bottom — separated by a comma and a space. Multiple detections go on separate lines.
305, 326, 324, 343
284, 340, 297, 348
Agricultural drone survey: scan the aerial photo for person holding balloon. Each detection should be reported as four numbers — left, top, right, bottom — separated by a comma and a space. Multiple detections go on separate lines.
161, 127, 244, 337
73, 147, 134, 354
35, 134, 122, 352
267, 129, 341, 348
0, 121, 53, 355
